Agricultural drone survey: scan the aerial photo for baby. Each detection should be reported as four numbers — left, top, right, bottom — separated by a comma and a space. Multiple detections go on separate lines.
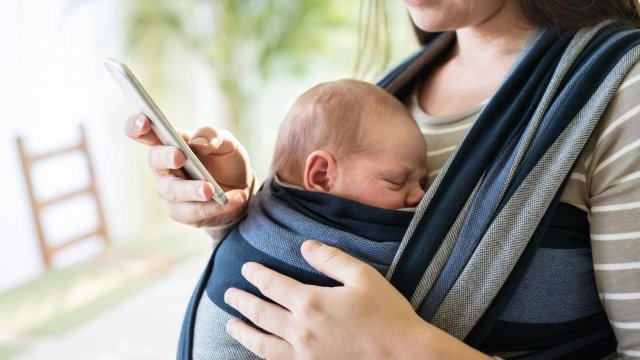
272, 79, 427, 209
179, 79, 428, 360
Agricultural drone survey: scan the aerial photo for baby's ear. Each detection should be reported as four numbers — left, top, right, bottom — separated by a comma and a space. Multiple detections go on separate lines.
303, 150, 336, 192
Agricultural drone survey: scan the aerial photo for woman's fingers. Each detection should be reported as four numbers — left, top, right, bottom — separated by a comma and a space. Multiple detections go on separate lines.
238, 262, 304, 311
124, 115, 253, 227
123, 114, 162, 146
124, 114, 192, 146
226, 318, 293, 360
224, 288, 291, 337
156, 177, 213, 203
147, 146, 187, 176
300, 240, 377, 286
164, 189, 247, 225
188, 126, 238, 156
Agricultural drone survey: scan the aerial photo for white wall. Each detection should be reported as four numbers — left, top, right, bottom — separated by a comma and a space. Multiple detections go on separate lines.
0, 0, 223, 291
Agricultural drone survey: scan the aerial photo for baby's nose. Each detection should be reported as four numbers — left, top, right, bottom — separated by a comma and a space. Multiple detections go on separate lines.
406, 186, 426, 207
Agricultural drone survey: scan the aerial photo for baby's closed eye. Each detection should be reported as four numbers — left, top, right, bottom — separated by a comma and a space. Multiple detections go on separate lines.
382, 174, 407, 190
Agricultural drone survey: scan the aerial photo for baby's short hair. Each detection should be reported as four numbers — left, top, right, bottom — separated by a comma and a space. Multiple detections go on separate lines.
271, 79, 409, 185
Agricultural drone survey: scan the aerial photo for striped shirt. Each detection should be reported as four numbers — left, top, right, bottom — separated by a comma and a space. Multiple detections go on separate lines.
410, 61, 640, 358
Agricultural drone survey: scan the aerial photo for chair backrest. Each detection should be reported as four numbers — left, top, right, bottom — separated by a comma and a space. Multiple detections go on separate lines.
15, 124, 109, 268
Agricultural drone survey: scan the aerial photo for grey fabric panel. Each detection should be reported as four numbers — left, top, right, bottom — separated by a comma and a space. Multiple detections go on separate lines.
193, 295, 260, 360
498, 248, 603, 323
409, 182, 479, 308
430, 34, 640, 339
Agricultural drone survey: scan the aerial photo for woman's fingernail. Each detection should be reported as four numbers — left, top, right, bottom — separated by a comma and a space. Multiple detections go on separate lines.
224, 288, 236, 304
226, 319, 237, 336
197, 186, 206, 200
189, 137, 208, 146
303, 240, 321, 253
134, 116, 145, 131
241, 263, 255, 278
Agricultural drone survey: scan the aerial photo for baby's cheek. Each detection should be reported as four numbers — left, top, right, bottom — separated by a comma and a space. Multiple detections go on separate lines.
371, 190, 406, 210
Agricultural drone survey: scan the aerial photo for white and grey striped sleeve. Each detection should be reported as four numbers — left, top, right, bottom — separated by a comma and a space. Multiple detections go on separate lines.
585, 62, 640, 359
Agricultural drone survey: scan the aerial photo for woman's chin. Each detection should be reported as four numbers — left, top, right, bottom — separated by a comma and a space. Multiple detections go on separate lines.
407, 11, 462, 33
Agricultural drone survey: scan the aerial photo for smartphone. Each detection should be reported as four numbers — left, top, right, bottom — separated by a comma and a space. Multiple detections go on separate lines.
104, 58, 228, 206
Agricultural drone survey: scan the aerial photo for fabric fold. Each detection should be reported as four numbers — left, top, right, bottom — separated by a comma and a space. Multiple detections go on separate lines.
383, 21, 640, 345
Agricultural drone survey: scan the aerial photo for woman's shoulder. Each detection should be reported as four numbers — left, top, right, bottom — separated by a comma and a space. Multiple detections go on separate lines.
579, 59, 640, 198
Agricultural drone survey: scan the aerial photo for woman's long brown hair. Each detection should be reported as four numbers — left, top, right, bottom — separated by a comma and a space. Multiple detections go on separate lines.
354, 0, 390, 78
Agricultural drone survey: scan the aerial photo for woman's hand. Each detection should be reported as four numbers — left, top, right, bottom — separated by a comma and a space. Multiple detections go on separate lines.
224, 240, 492, 360
123, 113, 254, 227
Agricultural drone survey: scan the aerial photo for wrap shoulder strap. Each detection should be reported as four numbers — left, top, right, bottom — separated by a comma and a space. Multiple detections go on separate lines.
378, 21, 640, 340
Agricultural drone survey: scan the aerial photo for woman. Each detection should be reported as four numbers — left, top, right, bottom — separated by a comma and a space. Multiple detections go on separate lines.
124, 0, 640, 358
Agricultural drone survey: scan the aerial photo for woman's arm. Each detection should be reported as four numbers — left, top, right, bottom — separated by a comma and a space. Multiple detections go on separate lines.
224, 240, 493, 360
584, 63, 640, 358
123, 114, 254, 227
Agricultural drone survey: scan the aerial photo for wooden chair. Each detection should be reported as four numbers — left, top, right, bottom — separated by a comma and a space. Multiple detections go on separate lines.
16, 124, 109, 268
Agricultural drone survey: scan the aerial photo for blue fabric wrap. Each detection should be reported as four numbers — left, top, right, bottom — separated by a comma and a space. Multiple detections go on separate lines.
386, 28, 574, 297
209, 179, 413, 321
380, 23, 640, 358
177, 178, 413, 359
420, 24, 640, 321
389, 22, 640, 304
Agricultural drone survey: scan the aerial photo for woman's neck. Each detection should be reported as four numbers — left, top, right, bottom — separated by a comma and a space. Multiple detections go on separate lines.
416, 3, 536, 117
453, 3, 534, 65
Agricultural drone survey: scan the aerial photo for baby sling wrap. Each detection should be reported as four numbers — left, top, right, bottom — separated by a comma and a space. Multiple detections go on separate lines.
182, 178, 414, 360
380, 21, 640, 358
178, 22, 640, 359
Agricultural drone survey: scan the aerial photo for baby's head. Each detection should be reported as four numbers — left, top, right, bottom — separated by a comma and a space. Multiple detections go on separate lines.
271, 79, 427, 209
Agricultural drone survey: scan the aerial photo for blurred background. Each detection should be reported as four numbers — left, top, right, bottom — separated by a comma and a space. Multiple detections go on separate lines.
0, 0, 418, 358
